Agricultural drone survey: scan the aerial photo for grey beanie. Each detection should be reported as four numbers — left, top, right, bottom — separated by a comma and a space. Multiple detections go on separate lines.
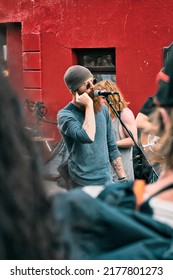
64, 65, 93, 92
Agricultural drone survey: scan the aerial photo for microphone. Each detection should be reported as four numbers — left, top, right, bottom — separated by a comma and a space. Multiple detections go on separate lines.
94, 90, 119, 97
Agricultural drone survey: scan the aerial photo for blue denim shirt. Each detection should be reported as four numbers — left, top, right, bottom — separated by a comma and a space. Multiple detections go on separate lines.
57, 103, 120, 186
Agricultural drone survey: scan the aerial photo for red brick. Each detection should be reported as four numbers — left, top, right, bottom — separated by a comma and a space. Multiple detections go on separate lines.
23, 52, 41, 70
24, 88, 42, 102
22, 34, 41, 51
23, 71, 42, 88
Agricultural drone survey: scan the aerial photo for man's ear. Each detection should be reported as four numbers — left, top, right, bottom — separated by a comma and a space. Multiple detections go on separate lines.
158, 107, 170, 127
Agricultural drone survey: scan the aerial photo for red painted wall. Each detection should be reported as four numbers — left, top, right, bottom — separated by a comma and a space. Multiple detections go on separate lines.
1, 0, 173, 141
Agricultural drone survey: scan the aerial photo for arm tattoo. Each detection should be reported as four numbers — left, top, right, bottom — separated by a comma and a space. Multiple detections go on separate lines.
83, 119, 90, 130
111, 156, 126, 178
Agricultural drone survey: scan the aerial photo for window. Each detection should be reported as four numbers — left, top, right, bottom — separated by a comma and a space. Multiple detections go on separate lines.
74, 48, 116, 83
0, 24, 7, 75
0, 23, 23, 92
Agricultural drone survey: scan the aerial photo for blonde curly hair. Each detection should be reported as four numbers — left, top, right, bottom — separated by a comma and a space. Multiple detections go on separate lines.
94, 80, 129, 118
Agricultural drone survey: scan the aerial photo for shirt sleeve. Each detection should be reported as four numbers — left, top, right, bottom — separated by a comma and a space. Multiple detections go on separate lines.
102, 105, 121, 162
58, 109, 93, 144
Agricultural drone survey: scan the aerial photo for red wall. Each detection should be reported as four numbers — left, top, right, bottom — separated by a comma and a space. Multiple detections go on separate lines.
1, 0, 173, 141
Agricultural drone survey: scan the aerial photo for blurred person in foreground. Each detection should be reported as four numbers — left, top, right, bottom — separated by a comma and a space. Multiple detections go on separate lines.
52, 51, 173, 260
140, 50, 173, 224
94, 80, 137, 181
135, 94, 162, 180
136, 95, 156, 133
135, 70, 166, 179
0, 72, 66, 260
57, 65, 127, 190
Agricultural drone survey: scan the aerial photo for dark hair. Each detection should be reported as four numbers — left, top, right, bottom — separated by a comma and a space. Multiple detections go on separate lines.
0, 73, 67, 259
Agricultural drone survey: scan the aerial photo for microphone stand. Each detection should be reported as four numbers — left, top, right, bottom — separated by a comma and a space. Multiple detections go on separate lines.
105, 96, 159, 181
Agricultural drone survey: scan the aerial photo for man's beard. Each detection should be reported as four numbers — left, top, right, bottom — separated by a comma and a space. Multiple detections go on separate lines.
88, 91, 102, 113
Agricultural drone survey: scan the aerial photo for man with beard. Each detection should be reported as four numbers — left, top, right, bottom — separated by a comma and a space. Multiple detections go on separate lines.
57, 65, 127, 189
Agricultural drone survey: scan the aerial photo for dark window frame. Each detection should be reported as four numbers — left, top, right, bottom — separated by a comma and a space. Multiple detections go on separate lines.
73, 48, 116, 81
0, 23, 7, 68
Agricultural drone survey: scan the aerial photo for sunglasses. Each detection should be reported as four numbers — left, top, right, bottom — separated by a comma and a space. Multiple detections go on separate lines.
85, 78, 97, 90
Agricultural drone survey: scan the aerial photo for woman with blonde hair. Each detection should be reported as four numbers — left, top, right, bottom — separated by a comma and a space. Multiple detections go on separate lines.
94, 80, 138, 181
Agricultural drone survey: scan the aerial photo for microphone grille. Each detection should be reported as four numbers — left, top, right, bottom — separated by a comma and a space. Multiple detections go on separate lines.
93, 90, 99, 97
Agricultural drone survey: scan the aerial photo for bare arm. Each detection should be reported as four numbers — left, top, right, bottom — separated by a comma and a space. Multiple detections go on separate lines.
136, 112, 152, 132
116, 108, 138, 147
75, 92, 96, 141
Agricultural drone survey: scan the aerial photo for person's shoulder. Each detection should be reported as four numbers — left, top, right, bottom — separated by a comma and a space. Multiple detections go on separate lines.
121, 107, 135, 119
100, 104, 111, 119
61, 102, 73, 111
101, 104, 109, 113
58, 103, 74, 116
122, 107, 133, 114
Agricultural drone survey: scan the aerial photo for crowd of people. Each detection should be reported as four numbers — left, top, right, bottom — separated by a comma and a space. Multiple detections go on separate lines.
1, 44, 173, 259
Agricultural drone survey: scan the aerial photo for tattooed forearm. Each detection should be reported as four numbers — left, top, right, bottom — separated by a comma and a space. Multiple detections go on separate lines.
83, 119, 90, 130
111, 156, 127, 179
82, 105, 96, 141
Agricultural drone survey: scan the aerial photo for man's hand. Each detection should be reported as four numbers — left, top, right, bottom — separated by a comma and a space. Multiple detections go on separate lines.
75, 92, 93, 108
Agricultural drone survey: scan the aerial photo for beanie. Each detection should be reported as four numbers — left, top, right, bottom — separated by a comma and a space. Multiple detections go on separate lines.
64, 65, 93, 92
155, 45, 173, 107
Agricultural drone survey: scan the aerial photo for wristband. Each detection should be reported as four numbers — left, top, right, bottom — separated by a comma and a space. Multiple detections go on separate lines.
118, 177, 127, 181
